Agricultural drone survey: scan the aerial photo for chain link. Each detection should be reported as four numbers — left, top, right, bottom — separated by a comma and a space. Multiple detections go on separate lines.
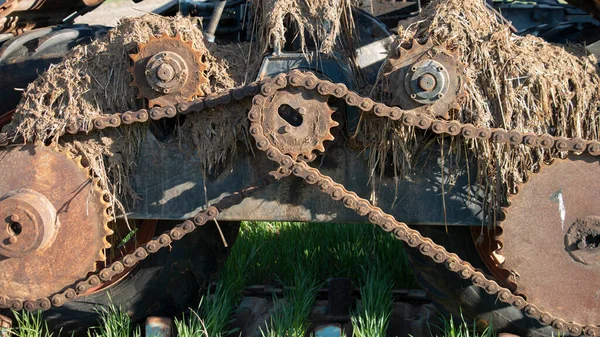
0, 169, 288, 311
1, 69, 599, 336
248, 70, 600, 337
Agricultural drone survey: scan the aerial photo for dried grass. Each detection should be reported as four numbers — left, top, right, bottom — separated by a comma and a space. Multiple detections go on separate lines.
360, 0, 600, 218
253, 0, 355, 55
7, 14, 254, 215
9, 0, 598, 223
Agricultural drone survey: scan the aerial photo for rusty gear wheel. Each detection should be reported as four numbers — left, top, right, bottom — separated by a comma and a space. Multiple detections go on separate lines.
129, 33, 209, 107
0, 144, 111, 305
476, 156, 600, 328
386, 39, 466, 119
258, 86, 338, 162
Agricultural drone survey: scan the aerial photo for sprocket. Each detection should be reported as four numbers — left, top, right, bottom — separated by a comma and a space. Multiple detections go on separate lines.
255, 83, 339, 162
129, 33, 209, 108
386, 38, 466, 119
478, 156, 600, 327
0, 144, 112, 308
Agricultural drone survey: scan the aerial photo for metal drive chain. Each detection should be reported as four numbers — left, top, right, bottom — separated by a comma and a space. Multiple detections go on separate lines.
247, 70, 600, 337
0, 169, 290, 311
1, 69, 600, 336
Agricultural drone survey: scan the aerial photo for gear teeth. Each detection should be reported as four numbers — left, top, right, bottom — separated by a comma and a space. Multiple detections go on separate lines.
129, 53, 140, 62
96, 250, 106, 262
385, 37, 466, 119
46, 145, 113, 287
129, 31, 210, 107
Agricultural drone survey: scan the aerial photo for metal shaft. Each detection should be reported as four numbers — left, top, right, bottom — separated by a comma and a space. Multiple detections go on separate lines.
205, 0, 226, 43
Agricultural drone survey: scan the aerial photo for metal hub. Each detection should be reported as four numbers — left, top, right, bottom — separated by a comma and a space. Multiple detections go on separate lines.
144, 51, 188, 94
565, 216, 600, 266
386, 39, 466, 119
406, 59, 449, 104
0, 189, 58, 258
129, 33, 208, 107
0, 145, 111, 301
495, 156, 600, 325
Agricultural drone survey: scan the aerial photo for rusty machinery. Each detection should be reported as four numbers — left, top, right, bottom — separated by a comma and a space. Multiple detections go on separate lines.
2, 1, 600, 337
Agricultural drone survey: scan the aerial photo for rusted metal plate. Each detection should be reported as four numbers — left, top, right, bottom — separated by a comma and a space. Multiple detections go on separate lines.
129, 132, 484, 226
500, 155, 600, 325
0, 145, 108, 300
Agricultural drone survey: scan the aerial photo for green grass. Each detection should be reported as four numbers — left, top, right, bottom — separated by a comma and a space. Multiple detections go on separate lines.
7, 221, 419, 337
174, 299, 209, 337
351, 264, 394, 337
87, 303, 140, 337
429, 313, 495, 337
261, 268, 320, 337
236, 221, 418, 289
8, 310, 54, 337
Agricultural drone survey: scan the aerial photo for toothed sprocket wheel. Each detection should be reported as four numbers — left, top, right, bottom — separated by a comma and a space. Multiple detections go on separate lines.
473, 155, 600, 330
0, 144, 112, 307
255, 85, 339, 162
386, 39, 466, 119
129, 33, 209, 107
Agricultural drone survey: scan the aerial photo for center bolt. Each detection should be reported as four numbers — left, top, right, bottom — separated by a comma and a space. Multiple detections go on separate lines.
156, 63, 175, 82
418, 73, 437, 92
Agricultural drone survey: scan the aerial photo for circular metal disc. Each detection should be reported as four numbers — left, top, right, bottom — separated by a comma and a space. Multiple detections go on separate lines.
500, 155, 600, 325
0, 145, 109, 300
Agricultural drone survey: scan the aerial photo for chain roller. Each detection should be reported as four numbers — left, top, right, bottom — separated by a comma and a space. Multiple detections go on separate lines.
0, 169, 288, 311
1, 69, 599, 336
247, 70, 600, 337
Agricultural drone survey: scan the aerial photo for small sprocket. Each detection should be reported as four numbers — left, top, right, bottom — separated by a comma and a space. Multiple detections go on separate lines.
258, 86, 338, 162
385, 39, 466, 119
129, 33, 209, 107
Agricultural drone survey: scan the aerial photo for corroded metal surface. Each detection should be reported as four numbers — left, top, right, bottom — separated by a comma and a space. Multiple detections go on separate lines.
387, 39, 466, 119
259, 85, 337, 161
3, 65, 600, 336
0, 145, 110, 306
129, 33, 208, 107
498, 156, 600, 325
0, 189, 58, 258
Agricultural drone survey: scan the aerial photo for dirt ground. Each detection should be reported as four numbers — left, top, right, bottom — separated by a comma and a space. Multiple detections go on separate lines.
74, 0, 174, 27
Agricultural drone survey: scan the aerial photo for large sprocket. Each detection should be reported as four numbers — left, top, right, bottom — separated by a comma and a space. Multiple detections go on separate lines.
0, 145, 112, 307
476, 156, 600, 327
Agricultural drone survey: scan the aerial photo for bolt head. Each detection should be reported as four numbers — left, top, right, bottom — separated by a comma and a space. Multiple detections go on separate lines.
418, 73, 437, 92
156, 63, 175, 82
